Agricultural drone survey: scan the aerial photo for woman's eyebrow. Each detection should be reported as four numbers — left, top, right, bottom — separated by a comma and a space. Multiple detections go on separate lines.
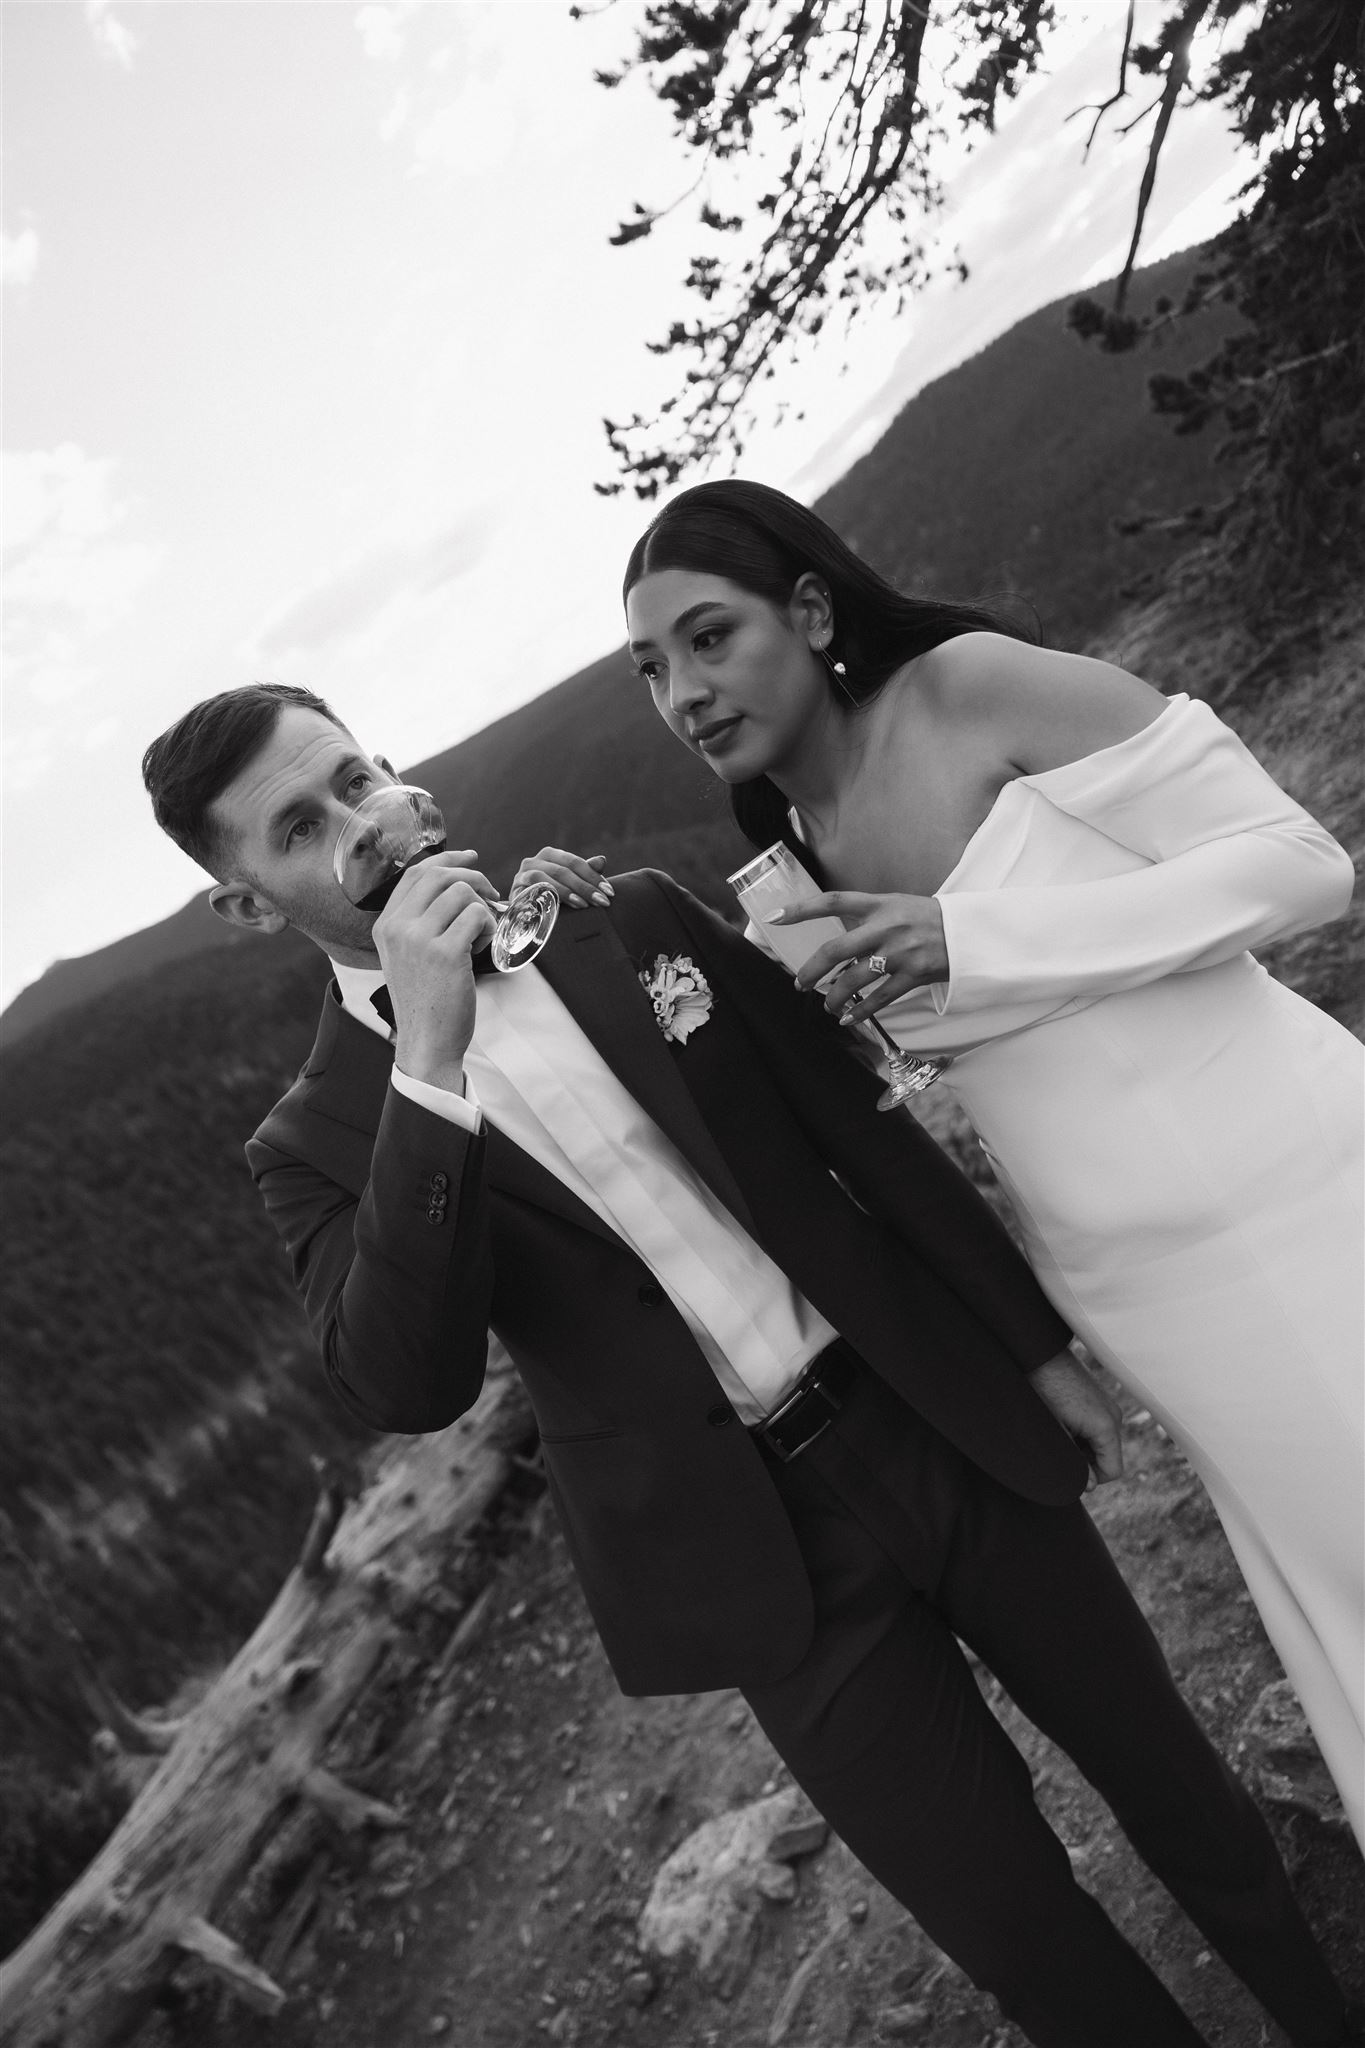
629, 600, 727, 655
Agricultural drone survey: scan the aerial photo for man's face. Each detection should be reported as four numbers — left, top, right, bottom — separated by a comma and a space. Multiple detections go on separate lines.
208, 706, 398, 962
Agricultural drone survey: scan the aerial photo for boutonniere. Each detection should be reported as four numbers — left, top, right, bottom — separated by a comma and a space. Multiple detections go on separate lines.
639, 953, 713, 1046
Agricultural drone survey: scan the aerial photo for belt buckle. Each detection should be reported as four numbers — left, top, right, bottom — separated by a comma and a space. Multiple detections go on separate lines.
762, 1369, 840, 1464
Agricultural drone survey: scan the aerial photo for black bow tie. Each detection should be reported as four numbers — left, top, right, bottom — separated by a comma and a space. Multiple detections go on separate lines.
370, 948, 497, 1030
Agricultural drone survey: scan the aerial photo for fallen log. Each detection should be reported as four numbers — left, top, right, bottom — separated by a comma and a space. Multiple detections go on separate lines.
0, 1358, 532, 2048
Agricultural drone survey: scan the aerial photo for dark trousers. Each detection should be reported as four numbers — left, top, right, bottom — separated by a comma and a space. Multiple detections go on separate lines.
741, 1363, 1344, 2048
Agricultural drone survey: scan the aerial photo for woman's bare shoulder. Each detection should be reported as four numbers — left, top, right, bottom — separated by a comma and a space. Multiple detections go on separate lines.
912, 632, 1166, 773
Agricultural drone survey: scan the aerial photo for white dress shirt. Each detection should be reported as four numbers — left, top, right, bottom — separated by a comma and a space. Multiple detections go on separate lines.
332, 958, 837, 1423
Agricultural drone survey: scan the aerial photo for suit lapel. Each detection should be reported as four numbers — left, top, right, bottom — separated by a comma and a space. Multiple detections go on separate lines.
296, 986, 622, 1246
535, 902, 757, 1237
292, 987, 394, 1195
483, 1122, 624, 1247
299, 910, 759, 1247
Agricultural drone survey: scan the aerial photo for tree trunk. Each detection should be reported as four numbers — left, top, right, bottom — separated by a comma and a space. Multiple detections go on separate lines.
0, 1359, 532, 2048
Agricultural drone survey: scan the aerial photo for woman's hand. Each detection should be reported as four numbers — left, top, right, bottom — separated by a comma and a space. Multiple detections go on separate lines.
511, 847, 615, 909
771, 891, 949, 1025
1026, 1351, 1126, 1490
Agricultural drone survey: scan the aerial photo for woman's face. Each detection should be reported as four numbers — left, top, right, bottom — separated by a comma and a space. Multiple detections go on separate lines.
625, 568, 831, 784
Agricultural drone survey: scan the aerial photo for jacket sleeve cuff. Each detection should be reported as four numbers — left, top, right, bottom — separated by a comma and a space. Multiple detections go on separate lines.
391, 1064, 483, 1132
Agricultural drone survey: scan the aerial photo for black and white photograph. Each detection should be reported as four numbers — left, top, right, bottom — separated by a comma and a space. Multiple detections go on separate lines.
2, 4, 1361, 2044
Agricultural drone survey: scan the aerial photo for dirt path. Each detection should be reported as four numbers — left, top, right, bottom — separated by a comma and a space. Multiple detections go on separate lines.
152, 1392, 1362, 2048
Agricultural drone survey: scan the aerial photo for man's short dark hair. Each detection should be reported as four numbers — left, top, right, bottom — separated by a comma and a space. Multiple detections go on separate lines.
142, 682, 348, 874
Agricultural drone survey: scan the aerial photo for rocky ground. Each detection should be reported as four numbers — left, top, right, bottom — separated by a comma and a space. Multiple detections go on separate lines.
144, 1384, 1363, 2048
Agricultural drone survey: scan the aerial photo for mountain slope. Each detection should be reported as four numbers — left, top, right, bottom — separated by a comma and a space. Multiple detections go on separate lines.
0, 247, 1237, 1048
821, 250, 1239, 646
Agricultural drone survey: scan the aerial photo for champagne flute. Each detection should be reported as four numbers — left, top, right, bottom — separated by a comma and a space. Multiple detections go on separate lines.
332, 784, 560, 973
728, 842, 949, 1109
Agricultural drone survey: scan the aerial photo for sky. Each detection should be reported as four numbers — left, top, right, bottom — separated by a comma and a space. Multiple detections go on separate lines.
1, 0, 1252, 1010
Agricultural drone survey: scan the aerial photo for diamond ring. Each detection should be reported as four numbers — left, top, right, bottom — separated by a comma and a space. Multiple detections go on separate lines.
868, 954, 889, 977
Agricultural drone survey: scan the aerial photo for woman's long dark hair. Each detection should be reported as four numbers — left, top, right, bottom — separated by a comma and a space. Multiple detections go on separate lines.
624, 479, 1034, 860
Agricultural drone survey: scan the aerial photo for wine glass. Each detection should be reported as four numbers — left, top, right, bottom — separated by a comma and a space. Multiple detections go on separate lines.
332, 784, 560, 973
728, 842, 949, 1110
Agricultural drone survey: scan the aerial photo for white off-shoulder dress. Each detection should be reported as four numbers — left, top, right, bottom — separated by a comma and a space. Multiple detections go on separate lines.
805, 695, 1364, 1843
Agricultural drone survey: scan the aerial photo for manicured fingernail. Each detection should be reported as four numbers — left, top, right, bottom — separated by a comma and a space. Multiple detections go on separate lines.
767, 909, 787, 923
592, 890, 611, 906
840, 1004, 858, 1025
569, 893, 586, 908
600, 880, 615, 898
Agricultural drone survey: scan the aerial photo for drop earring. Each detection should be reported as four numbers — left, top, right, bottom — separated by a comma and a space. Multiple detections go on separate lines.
816, 638, 857, 702
813, 615, 847, 677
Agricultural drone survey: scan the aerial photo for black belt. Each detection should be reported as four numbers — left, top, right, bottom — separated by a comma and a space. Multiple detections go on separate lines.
751, 1338, 860, 1463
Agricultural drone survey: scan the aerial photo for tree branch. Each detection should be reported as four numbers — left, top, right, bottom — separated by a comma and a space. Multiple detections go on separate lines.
173, 1919, 286, 2016
1231, 337, 1352, 388
1072, 0, 1136, 155
1115, 0, 1215, 313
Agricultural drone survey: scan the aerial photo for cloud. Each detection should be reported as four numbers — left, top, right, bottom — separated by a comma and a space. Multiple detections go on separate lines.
379, 85, 412, 145
80, 713, 121, 754
86, 0, 138, 69
252, 515, 487, 658
2, 718, 61, 795
411, 84, 519, 177
2, 226, 39, 289
2, 445, 162, 716
355, 3, 420, 63
370, 6, 511, 172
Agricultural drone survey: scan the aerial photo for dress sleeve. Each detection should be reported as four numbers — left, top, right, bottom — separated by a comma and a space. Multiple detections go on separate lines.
936, 696, 1356, 1015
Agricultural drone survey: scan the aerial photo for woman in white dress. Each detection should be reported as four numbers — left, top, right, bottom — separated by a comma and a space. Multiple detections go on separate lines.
621, 480, 1365, 1848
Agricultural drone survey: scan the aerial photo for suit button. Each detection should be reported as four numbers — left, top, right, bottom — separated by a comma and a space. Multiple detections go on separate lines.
426, 1206, 445, 1225
431, 1172, 449, 1191
428, 1190, 448, 1210
637, 1281, 665, 1307
706, 1404, 735, 1429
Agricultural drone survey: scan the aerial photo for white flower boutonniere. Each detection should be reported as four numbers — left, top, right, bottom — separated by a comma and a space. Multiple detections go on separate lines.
639, 953, 713, 1046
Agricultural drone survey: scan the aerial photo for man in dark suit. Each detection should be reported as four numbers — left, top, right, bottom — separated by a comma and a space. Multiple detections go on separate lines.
143, 681, 1357, 2048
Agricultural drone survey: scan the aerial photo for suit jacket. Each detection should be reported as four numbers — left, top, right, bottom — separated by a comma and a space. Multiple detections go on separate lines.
248, 869, 1084, 1694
